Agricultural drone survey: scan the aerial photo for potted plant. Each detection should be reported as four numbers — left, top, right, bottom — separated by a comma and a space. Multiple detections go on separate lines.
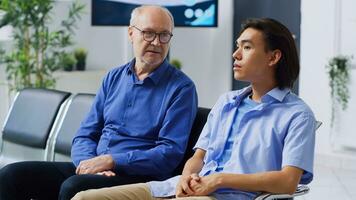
74, 48, 88, 71
62, 53, 77, 71
326, 55, 352, 128
0, 0, 85, 92
170, 58, 182, 70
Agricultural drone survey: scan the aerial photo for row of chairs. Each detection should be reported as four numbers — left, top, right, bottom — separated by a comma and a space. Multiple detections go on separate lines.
0, 88, 313, 200
0, 88, 211, 169
0, 88, 96, 166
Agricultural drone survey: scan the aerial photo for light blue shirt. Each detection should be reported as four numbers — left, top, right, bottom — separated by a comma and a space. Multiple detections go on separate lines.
148, 86, 316, 199
215, 95, 259, 172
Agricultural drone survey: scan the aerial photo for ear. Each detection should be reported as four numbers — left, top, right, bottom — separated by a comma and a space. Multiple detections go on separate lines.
268, 49, 282, 67
128, 26, 134, 43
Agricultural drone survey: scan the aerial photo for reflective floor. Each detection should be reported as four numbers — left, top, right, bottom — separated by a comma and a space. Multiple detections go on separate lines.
296, 162, 356, 200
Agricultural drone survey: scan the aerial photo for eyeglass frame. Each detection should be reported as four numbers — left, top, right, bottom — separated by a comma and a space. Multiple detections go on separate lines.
130, 25, 173, 44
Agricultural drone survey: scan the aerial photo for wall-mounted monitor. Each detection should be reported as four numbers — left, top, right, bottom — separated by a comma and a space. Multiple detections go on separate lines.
92, 0, 218, 27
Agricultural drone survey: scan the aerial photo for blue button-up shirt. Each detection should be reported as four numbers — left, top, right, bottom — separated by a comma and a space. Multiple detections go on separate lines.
71, 59, 198, 179
148, 86, 316, 199
215, 95, 259, 172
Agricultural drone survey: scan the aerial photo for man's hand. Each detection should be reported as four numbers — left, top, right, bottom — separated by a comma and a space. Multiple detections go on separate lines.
96, 170, 116, 177
189, 174, 219, 196
76, 155, 115, 175
175, 173, 200, 197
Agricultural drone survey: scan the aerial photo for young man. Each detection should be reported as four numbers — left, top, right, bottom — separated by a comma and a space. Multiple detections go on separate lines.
0, 5, 197, 200
72, 18, 316, 200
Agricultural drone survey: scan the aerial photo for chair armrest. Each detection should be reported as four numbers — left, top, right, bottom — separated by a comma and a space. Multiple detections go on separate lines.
254, 185, 310, 200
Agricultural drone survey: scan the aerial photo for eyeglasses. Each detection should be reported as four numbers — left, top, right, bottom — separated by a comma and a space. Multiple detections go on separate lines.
131, 26, 173, 44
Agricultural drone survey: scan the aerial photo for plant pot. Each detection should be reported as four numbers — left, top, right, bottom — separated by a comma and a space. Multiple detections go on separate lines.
76, 61, 86, 71
64, 64, 74, 71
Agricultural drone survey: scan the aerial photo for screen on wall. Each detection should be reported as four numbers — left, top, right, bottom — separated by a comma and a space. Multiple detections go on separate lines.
92, 0, 218, 27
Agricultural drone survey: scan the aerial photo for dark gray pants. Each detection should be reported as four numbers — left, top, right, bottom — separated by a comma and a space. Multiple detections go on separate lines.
0, 161, 154, 200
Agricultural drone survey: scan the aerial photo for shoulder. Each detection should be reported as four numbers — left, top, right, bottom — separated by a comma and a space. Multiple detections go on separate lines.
215, 87, 249, 105
101, 62, 131, 84
284, 92, 315, 117
208, 89, 243, 115
166, 65, 195, 87
280, 93, 316, 129
106, 63, 129, 78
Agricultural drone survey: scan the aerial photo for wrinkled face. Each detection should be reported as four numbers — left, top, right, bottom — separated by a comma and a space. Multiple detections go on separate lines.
232, 28, 274, 83
128, 8, 173, 69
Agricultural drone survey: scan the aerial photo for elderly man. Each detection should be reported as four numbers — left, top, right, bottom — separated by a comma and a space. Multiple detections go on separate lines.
0, 5, 197, 200
72, 18, 316, 200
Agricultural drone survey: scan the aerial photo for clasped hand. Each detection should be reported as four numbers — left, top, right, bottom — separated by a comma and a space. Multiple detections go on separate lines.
176, 173, 218, 197
76, 154, 115, 176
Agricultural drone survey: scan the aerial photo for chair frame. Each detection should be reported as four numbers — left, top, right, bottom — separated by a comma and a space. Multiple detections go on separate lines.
0, 89, 70, 166
45, 96, 73, 161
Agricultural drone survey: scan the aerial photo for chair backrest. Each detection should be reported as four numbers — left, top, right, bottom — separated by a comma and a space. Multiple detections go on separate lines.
173, 107, 211, 175
0, 88, 70, 167
50, 93, 95, 161
316, 120, 322, 130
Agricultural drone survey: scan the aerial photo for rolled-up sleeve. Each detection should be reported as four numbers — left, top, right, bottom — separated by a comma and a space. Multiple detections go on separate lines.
282, 111, 316, 184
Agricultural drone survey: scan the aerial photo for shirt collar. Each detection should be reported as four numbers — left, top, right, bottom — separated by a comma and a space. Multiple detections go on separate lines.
232, 86, 252, 104
232, 86, 290, 104
147, 59, 169, 85
264, 87, 290, 102
127, 59, 169, 85
127, 59, 135, 75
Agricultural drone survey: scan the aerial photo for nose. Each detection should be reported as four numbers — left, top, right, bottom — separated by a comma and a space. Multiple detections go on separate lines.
151, 34, 161, 46
232, 48, 242, 60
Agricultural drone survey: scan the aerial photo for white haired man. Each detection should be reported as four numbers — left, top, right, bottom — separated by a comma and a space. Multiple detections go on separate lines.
0, 5, 197, 200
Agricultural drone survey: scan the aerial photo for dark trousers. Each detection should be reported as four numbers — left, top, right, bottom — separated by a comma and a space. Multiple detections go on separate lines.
0, 161, 154, 200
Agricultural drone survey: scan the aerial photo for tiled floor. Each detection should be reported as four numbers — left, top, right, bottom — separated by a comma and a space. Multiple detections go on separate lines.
296, 163, 356, 200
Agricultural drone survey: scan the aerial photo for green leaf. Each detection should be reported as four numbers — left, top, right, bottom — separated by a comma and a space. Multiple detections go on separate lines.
326, 55, 353, 128
1, 0, 85, 92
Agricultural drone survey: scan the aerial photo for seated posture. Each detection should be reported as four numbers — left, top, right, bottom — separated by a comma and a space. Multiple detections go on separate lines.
72, 18, 316, 200
0, 5, 197, 200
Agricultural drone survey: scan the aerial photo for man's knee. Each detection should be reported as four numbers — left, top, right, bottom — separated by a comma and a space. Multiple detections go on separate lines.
0, 163, 27, 199
0, 164, 11, 188
59, 175, 82, 199
72, 183, 153, 200
0, 163, 21, 187
71, 190, 92, 200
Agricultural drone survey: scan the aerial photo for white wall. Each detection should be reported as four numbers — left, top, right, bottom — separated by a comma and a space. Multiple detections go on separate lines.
332, 0, 356, 153
0, 67, 9, 131
300, 0, 356, 163
53, 0, 130, 70
0, 40, 13, 136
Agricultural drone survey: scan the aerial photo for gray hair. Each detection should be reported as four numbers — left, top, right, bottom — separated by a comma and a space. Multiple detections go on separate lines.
129, 5, 175, 30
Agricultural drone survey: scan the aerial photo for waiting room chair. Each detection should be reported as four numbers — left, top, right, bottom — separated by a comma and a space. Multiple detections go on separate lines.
0, 88, 70, 168
48, 93, 95, 161
173, 107, 211, 175
254, 120, 323, 200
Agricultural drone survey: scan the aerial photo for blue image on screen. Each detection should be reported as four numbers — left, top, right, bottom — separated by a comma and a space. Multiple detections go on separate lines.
92, 0, 218, 27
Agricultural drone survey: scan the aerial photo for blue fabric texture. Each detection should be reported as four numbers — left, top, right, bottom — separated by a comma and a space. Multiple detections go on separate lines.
148, 86, 316, 199
215, 95, 259, 172
71, 59, 198, 180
